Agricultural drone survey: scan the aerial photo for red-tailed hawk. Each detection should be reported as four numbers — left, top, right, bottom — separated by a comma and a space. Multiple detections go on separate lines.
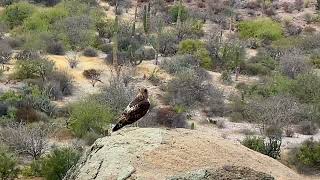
112, 88, 150, 132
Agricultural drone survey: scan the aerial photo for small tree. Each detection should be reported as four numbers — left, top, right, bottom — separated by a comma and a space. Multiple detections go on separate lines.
245, 95, 301, 136
82, 69, 102, 87
0, 123, 51, 159
65, 51, 79, 69
0, 40, 12, 70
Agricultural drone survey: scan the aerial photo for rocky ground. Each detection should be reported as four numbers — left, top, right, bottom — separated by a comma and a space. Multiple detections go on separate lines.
66, 128, 303, 180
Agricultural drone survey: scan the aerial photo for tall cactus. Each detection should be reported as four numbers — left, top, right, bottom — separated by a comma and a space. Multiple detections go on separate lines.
113, 0, 120, 77
143, 3, 151, 37
176, 0, 182, 28
131, 3, 138, 37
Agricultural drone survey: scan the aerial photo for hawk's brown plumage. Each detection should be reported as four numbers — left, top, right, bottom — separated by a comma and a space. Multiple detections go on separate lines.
112, 88, 150, 132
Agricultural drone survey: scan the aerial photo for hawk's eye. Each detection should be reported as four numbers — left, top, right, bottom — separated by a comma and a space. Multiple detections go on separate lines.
144, 89, 148, 93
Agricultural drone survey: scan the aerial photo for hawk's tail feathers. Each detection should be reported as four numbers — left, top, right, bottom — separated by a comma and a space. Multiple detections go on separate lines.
112, 122, 124, 132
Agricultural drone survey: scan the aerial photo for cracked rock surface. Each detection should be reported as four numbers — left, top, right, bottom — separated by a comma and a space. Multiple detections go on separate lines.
67, 128, 301, 180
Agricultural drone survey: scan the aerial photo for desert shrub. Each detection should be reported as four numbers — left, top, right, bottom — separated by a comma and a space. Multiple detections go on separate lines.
294, 0, 304, 11
0, 40, 12, 69
244, 63, 271, 76
138, 106, 187, 128
160, 55, 200, 74
95, 18, 115, 38
289, 139, 320, 174
229, 96, 246, 122
165, 68, 222, 110
83, 47, 97, 57
238, 18, 283, 41
242, 136, 266, 154
97, 76, 136, 114
178, 39, 213, 69
219, 42, 246, 71
19, 84, 56, 116
65, 51, 79, 68
0, 146, 18, 180
246, 74, 293, 98
0, 122, 50, 159
158, 28, 179, 56
31, 147, 80, 180
282, 2, 294, 13
279, 51, 310, 79
246, 0, 261, 9
310, 52, 320, 68
298, 34, 320, 52
46, 41, 65, 55
165, 69, 204, 107
14, 57, 54, 80
297, 121, 318, 135
0, 91, 22, 106
23, 12, 50, 32
284, 23, 302, 36
7, 37, 23, 49
220, 70, 232, 84
55, 15, 95, 50
169, 3, 188, 22
45, 71, 73, 99
290, 73, 320, 104
242, 136, 281, 159
15, 104, 43, 123
15, 50, 41, 61
148, 68, 161, 85
69, 99, 114, 138
3, 2, 36, 28
176, 19, 204, 40
134, 46, 156, 60
245, 95, 301, 134
303, 13, 314, 24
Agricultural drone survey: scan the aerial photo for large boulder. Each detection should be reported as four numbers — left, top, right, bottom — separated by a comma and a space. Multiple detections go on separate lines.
66, 128, 301, 180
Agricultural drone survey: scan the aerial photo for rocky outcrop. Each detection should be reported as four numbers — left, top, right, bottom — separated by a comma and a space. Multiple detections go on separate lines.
67, 128, 301, 180
168, 166, 275, 180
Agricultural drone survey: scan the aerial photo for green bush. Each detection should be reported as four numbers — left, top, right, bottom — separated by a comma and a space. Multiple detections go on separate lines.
0, 146, 18, 180
290, 73, 320, 104
242, 136, 281, 159
219, 42, 245, 71
310, 52, 320, 68
244, 50, 276, 75
23, 13, 49, 32
238, 18, 283, 41
14, 58, 55, 80
289, 140, 320, 173
169, 3, 188, 22
242, 136, 266, 154
30, 147, 80, 180
4, 2, 36, 28
178, 39, 213, 69
244, 63, 271, 76
246, 74, 293, 98
69, 99, 114, 138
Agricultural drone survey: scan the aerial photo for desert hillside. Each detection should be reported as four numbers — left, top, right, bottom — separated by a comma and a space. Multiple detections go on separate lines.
1, 0, 320, 179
